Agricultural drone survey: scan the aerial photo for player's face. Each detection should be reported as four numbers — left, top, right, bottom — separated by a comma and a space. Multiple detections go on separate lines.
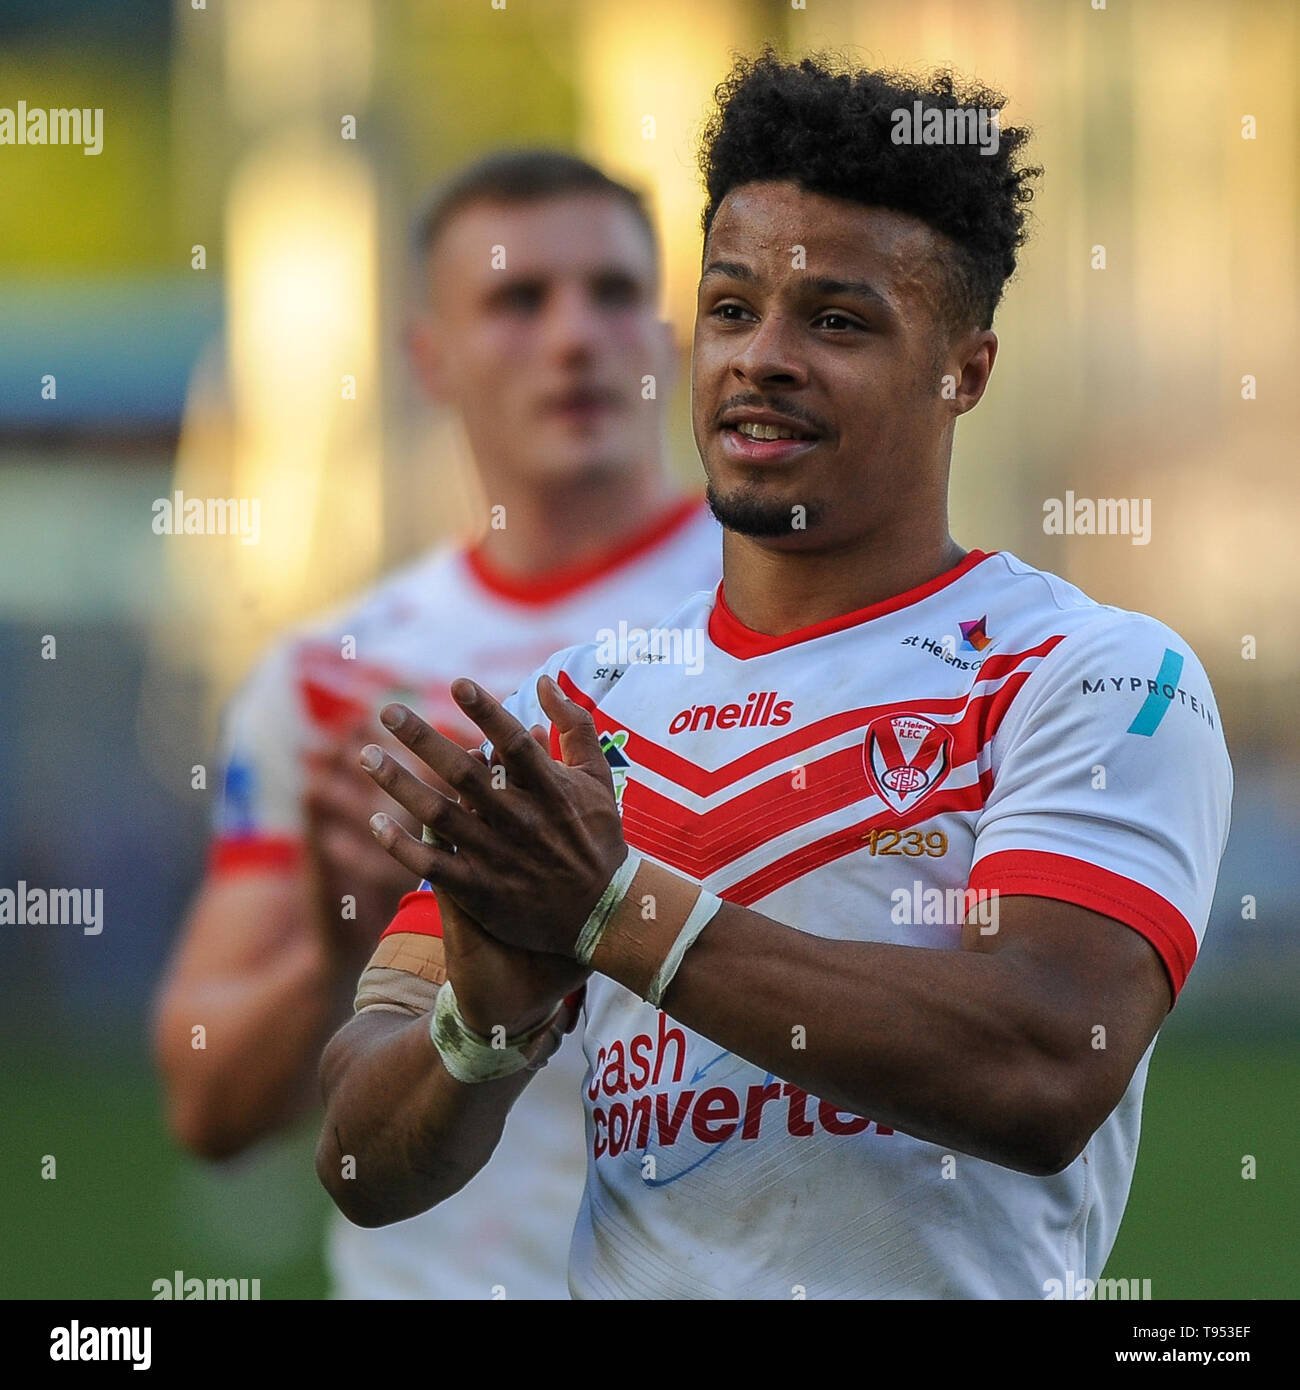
692, 181, 961, 549
422, 194, 667, 486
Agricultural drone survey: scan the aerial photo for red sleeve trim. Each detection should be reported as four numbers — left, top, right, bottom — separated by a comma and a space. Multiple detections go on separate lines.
379, 890, 444, 941
209, 835, 303, 877
968, 849, 1198, 1000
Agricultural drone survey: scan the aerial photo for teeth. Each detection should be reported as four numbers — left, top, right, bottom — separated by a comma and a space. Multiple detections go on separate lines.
736, 421, 803, 441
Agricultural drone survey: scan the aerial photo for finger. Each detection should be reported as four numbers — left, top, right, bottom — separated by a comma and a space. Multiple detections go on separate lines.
444, 748, 491, 826
360, 744, 489, 851
462, 745, 491, 798
303, 802, 424, 892
536, 674, 609, 777
318, 822, 416, 888
368, 812, 475, 897
378, 703, 493, 808
305, 722, 381, 771
529, 723, 550, 752
449, 679, 550, 787
303, 764, 418, 831
343, 723, 413, 762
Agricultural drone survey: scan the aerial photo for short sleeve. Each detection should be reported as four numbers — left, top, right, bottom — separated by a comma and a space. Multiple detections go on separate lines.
209, 642, 308, 876
968, 612, 1232, 1000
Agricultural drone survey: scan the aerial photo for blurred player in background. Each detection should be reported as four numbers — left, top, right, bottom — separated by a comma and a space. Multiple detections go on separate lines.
152, 149, 719, 1299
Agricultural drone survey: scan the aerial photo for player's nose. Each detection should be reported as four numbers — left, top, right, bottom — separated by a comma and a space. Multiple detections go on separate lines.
541, 282, 605, 361
729, 312, 809, 389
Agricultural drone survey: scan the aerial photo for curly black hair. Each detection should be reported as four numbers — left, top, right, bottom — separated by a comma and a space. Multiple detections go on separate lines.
699, 51, 1041, 332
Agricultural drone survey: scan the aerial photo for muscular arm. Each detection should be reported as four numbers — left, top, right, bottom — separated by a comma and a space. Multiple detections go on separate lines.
315, 1008, 537, 1227
593, 864, 1172, 1176
154, 723, 418, 1160
152, 871, 359, 1159
313, 727, 587, 1227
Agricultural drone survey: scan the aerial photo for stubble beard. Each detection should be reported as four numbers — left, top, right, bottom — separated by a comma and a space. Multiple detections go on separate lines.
705, 478, 825, 539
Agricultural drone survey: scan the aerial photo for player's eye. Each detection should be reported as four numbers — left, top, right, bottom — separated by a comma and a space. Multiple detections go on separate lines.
813, 311, 865, 332
491, 281, 545, 313
591, 273, 641, 308
711, 301, 755, 323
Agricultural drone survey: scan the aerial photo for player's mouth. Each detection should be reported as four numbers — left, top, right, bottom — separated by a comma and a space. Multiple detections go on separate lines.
718, 408, 823, 463
541, 387, 623, 428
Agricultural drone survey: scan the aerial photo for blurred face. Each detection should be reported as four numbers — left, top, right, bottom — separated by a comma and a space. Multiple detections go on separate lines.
416, 192, 669, 486
692, 180, 990, 550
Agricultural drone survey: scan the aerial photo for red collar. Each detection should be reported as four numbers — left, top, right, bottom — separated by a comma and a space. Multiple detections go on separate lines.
464, 495, 703, 607
709, 549, 995, 659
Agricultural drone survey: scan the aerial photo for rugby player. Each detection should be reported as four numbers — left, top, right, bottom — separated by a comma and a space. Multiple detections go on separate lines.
152, 150, 719, 1299
318, 56, 1231, 1298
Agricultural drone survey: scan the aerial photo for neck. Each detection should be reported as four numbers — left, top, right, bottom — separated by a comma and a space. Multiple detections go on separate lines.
471, 461, 679, 578
720, 516, 966, 637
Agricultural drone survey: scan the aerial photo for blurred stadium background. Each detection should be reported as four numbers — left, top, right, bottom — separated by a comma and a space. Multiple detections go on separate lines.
1, 0, 1296, 1298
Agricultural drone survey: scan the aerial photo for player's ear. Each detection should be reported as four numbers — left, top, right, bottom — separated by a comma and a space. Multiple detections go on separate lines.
945, 328, 998, 416
644, 316, 679, 402
406, 312, 451, 403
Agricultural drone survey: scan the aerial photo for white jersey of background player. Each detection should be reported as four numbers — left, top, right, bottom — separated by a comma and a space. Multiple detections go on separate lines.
152, 150, 718, 1299
219, 501, 717, 1297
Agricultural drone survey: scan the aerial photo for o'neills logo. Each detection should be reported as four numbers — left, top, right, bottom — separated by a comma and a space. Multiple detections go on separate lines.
668, 691, 793, 735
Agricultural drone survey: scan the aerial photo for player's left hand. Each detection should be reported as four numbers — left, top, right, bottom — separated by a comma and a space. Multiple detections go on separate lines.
362, 675, 627, 958
302, 724, 422, 966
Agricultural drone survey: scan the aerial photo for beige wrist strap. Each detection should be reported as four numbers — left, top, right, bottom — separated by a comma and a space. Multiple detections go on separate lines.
429, 980, 566, 1084
589, 859, 721, 1006
575, 850, 643, 965
646, 889, 722, 1007
354, 931, 447, 1017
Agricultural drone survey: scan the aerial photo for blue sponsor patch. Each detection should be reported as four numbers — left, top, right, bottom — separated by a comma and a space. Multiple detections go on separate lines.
1127, 648, 1185, 736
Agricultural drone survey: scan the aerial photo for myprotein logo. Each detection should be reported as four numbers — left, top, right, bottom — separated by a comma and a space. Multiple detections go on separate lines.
1080, 649, 1216, 733
668, 691, 793, 736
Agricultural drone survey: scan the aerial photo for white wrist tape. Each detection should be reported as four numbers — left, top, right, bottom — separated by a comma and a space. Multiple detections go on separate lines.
574, 850, 642, 966
645, 889, 723, 1007
429, 980, 563, 1084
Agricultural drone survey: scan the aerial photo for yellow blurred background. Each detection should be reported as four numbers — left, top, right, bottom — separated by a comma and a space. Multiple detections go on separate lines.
156, 0, 1299, 748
